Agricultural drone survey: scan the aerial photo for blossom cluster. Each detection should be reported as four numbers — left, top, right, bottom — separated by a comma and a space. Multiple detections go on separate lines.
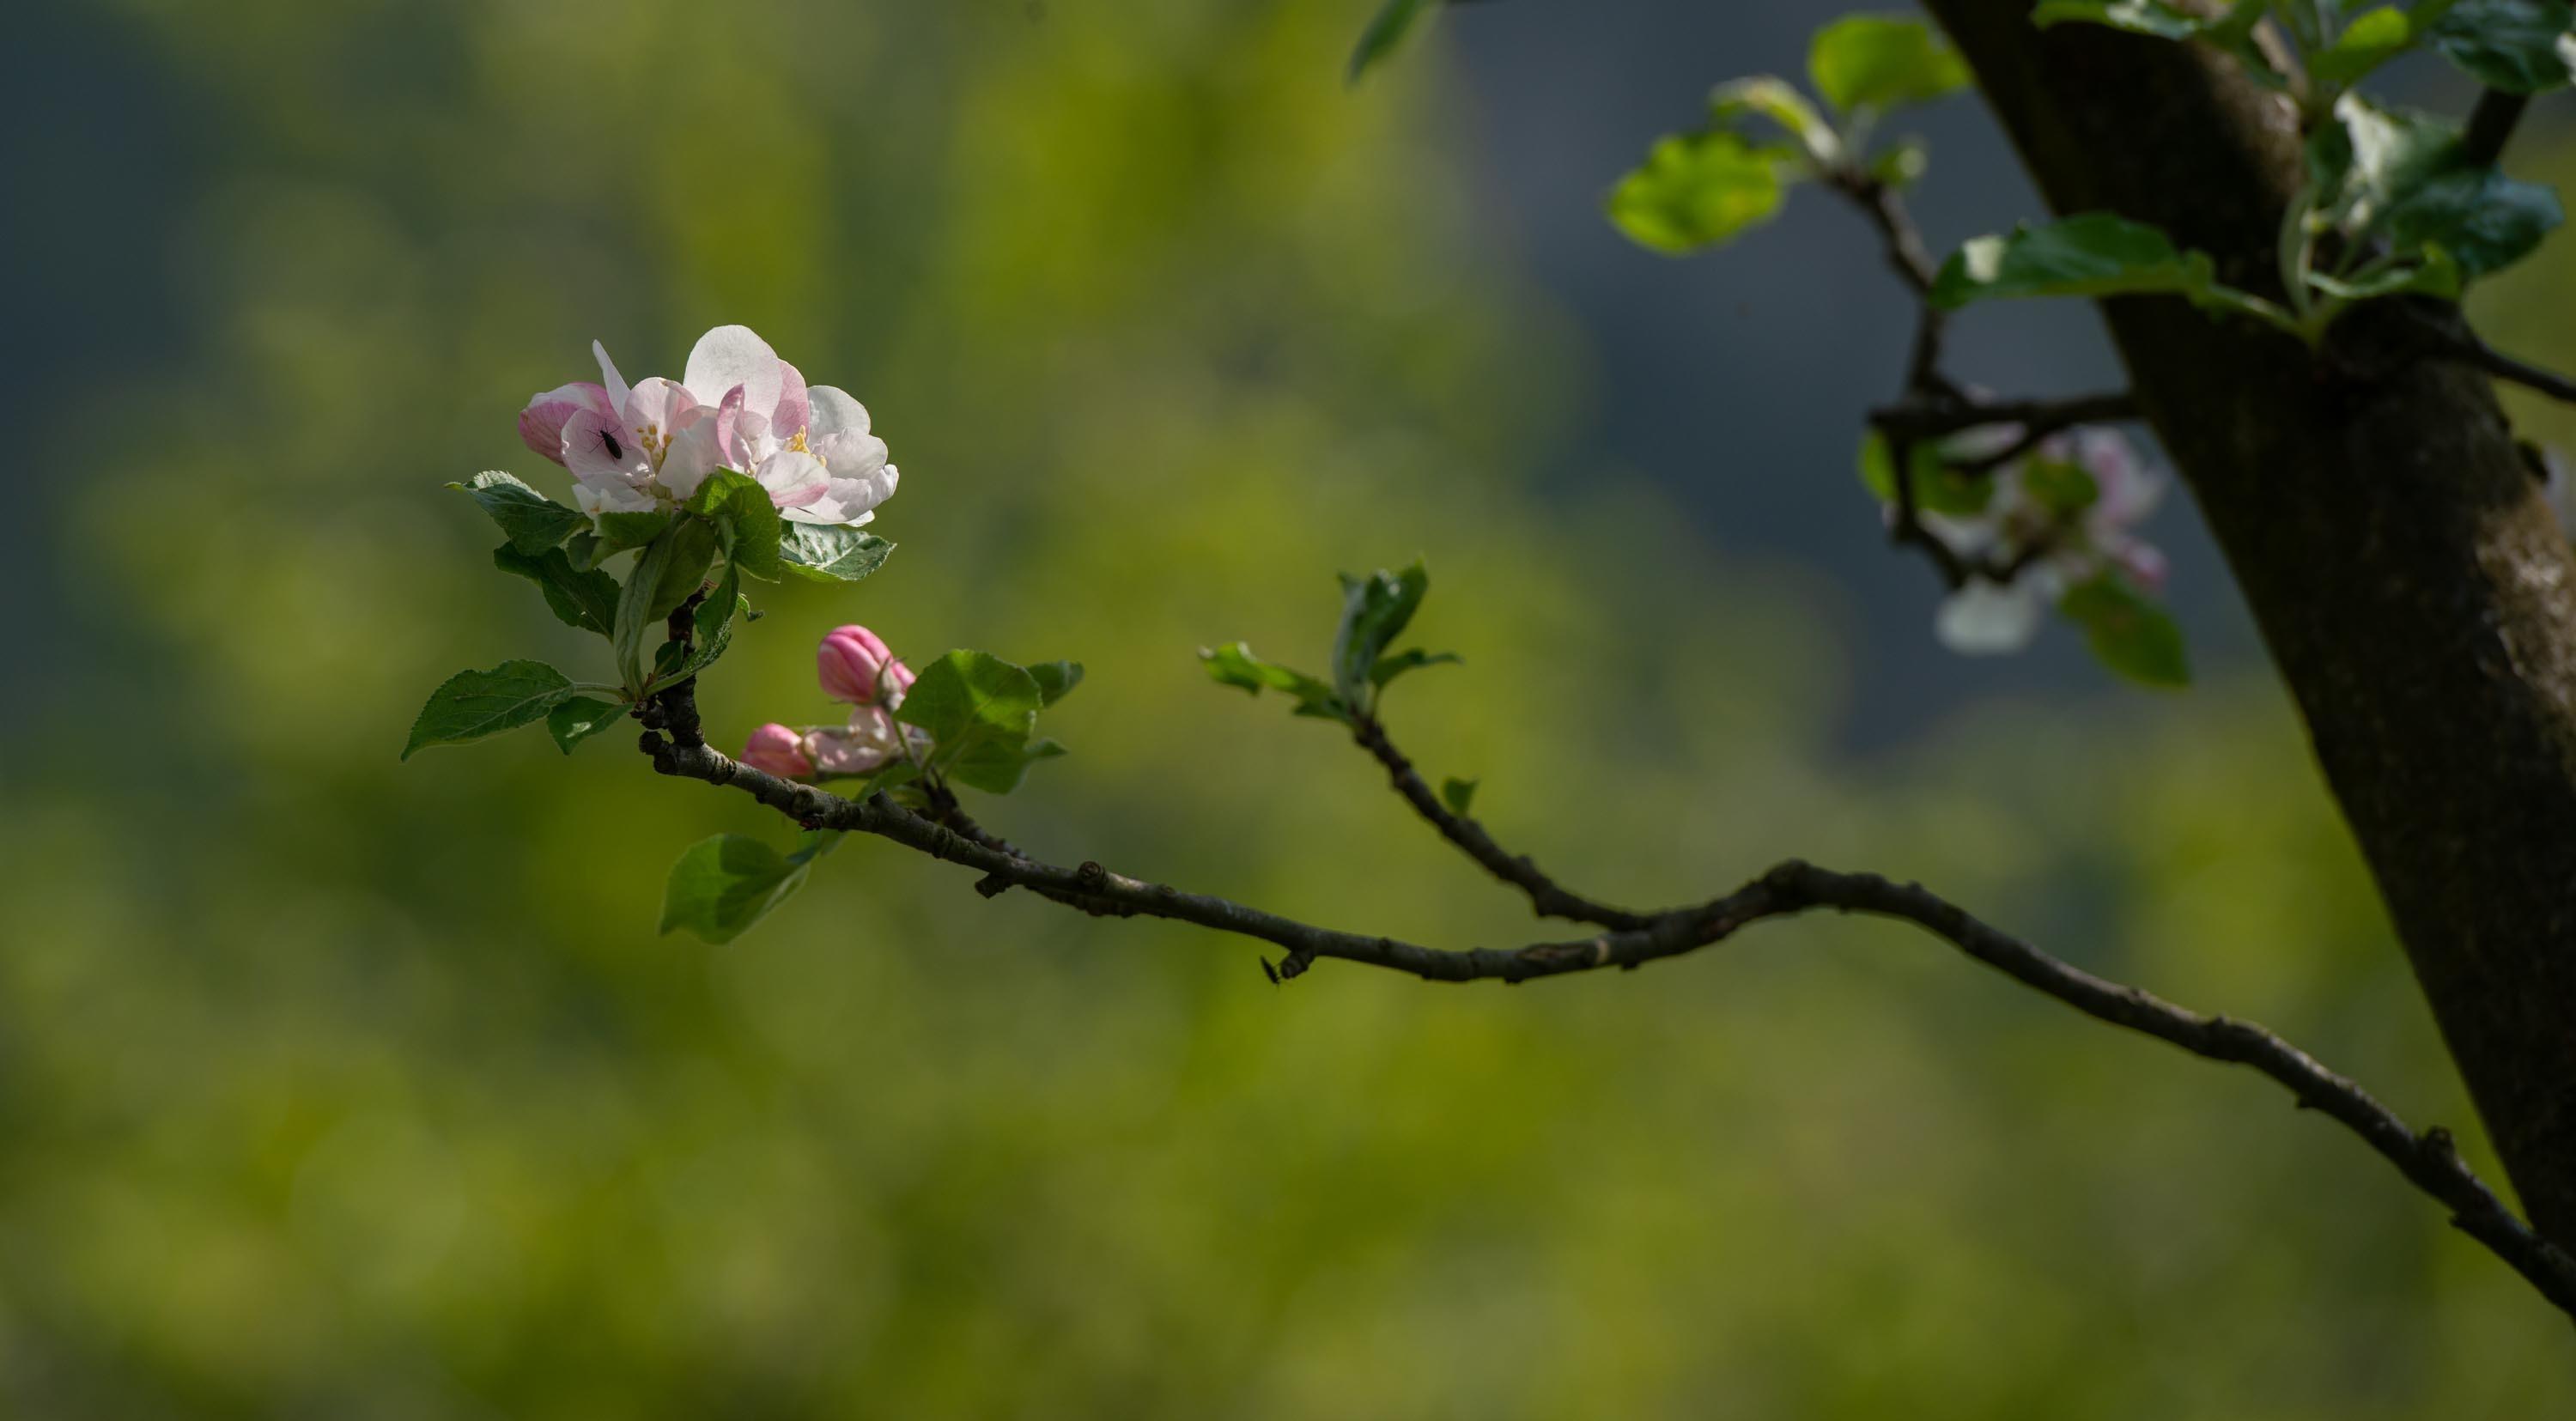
1922, 428, 2166, 654
519, 325, 897, 528
739, 625, 926, 780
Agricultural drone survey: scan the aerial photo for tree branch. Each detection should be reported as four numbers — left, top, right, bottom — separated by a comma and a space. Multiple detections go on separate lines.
2463, 88, 2530, 169
637, 681, 2576, 1317
1349, 714, 1656, 931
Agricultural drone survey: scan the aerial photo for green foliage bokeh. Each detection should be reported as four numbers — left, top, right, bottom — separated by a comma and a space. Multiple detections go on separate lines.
6, 1, 2574, 1414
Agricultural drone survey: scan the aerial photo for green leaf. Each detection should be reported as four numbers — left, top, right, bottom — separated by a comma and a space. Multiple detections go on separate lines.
1334, 562, 1431, 708
778, 524, 897, 583
685, 471, 784, 583
1857, 431, 1996, 516
1606, 131, 1792, 256
402, 660, 579, 760
546, 696, 624, 754
659, 831, 843, 945
1931, 212, 2217, 309
613, 519, 722, 694
1027, 660, 1084, 707
594, 511, 672, 556
1807, 15, 1971, 112
2309, 6, 2420, 88
1710, 76, 1838, 164
664, 566, 746, 687
492, 544, 620, 637
896, 651, 1051, 795
2310, 94, 2563, 282
1349, 0, 1437, 83
2058, 575, 2190, 688
2031, 0, 2282, 82
1440, 776, 1479, 816
1198, 642, 1351, 722
450, 471, 586, 555
2032, 0, 2207, 39
2431, 0, 2576, 93
2382, 166, 2564, 279
1370, 647, 1461, 688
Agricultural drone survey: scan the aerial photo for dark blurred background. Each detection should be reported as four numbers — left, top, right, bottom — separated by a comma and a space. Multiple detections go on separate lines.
3, 1, 2572, 1414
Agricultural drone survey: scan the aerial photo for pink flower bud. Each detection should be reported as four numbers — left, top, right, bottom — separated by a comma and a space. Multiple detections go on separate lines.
740, 723, 814, 779
817, 625, 914, 706
518, 382, 616, 467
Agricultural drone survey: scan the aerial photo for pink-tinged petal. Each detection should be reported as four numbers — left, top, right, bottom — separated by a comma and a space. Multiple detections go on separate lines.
741, 723, 814, 779
683, 325, 783, 417
818, 625, 910, 705
774, 361, 810, 440
811, 429, 887, 478
805, 385, 871, 437
622, 377, 696, 442
1935, 581, 2042, 654
519, 382, 615, 465
591, 340, 632, 416
658, 410, 723, 501
755, 449, 832, 511
782, 465, 898, 526
562, 408, 653, 499
805, 709, 903, 776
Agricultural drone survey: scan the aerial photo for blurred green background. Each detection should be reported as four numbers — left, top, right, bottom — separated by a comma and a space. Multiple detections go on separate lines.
7, 0, 2574, 1414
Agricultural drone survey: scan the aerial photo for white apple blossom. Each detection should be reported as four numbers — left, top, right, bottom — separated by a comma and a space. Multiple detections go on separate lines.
519, 325, 899, 527
1917, 428, 2167, 655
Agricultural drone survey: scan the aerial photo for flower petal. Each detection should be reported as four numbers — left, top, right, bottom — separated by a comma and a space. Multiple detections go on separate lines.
683, 325, 783, 418
774, 361, 810, 441
1935, 581, 2042, 655
622, 377, 696, 443
591, 340, 633, 417
806, 385, 871, 437
519, 382, 615, 465
562, 407, 653, 496
755, 449, 833, 510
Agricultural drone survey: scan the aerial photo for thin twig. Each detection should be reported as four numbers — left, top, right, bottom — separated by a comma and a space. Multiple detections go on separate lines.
2431, 325, 2576, 406
1350, 714, 1656, 931
635, 701, 2576, 1318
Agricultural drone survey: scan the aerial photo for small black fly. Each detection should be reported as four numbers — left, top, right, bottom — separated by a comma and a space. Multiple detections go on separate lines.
601, 428, 626, 461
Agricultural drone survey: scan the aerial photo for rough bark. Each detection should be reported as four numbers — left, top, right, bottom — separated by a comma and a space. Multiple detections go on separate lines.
1920, 0, 2576, 1236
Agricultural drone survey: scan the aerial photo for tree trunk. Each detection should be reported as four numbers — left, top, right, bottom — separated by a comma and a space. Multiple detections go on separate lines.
1919, 0, 2576, 1236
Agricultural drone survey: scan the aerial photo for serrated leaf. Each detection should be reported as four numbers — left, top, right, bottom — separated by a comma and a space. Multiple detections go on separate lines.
1334, 561, 1431, 708
493, 544, 619, 636
778, 524, 896, 583
1607, 131, 1793, 256
685, 471, 784, 582
1198, 642, 1351, 723
1349, 0, 1437, 83
2059, 574, 2190, 688
1808, 15, 1971, 112
659, 830, 842, 944
452, 471, 587, 555
1440, 777, 1478, 816
402, 660, 578, 759
2432, 0, 2576, 93
1931, 213, 2218, 309
546, 696, 624, 754
594, 511, 672, 555
2382, 166, 2563, 278
1027, 660, 1084, 707
897, 651, 1052, 795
